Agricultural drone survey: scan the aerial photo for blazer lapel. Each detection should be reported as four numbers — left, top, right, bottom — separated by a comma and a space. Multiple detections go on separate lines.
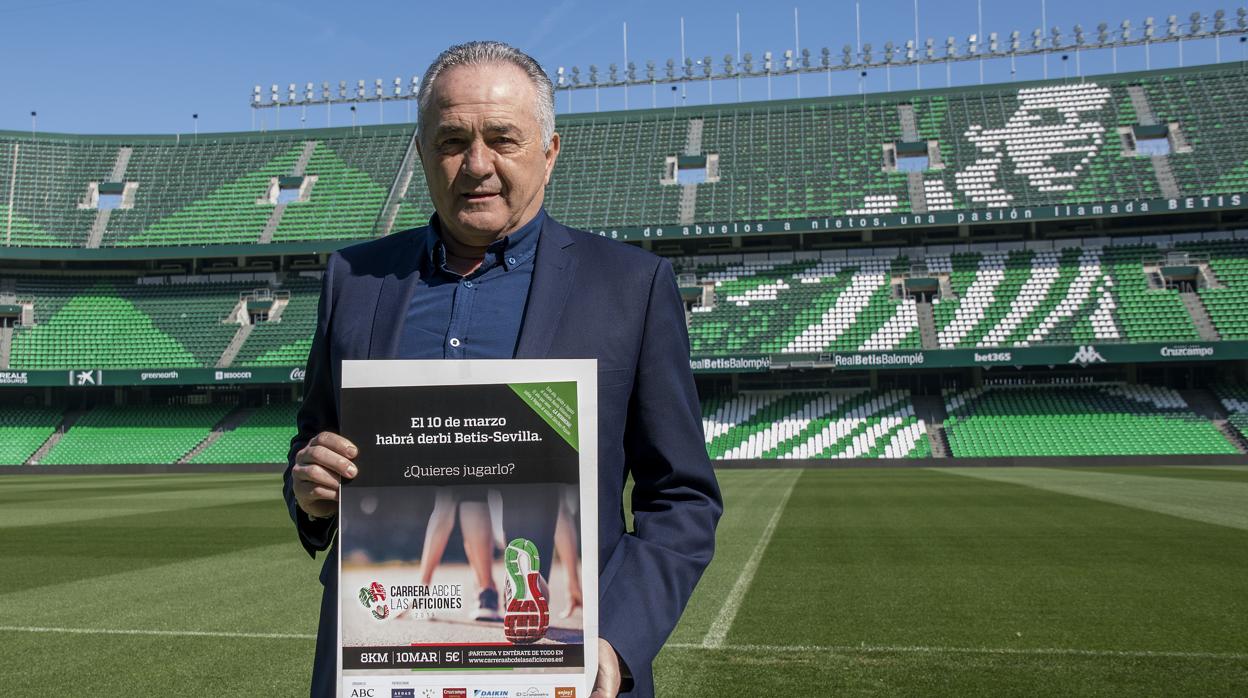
515, 217, 577, 359
368, 228, 427, 359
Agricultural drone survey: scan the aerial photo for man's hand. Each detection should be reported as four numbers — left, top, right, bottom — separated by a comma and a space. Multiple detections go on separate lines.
591, 638, 622, 698
291, 431, 358, 519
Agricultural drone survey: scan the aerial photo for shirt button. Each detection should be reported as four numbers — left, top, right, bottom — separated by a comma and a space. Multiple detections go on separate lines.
463, 280, 474, 288
507, 257, 517, 265
449, 337, 461, 347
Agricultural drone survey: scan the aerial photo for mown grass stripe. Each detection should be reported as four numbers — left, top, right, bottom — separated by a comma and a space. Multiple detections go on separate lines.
702, 469, 800, 648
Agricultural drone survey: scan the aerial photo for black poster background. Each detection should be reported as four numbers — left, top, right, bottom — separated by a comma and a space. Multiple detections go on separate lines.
339, 383, 579, 488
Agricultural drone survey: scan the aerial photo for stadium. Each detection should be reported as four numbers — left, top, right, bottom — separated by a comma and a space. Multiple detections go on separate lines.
2, 5, 1248, 696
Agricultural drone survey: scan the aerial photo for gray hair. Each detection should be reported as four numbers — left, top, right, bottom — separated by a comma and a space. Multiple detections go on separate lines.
417, 41, 556, 151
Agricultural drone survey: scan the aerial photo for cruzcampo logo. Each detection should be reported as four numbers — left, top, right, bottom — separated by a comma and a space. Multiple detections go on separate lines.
507, 381, 578, 451
358, 581, 389, 620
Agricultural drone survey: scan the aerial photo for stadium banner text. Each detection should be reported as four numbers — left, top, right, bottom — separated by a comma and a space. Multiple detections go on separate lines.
588, 194, 1248, 241
0, 366, 307, 387
689, 341, 1247, 373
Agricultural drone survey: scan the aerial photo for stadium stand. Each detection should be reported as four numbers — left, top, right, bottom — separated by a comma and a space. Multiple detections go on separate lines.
0, 136, 116, 246
7, 64, 1248, 247
10, 276, 254, 369
701, 389, 930, 459
1213, 383, 1248, 441
190, 402, 300, 464
38, 403, 231, 465
270, 134, 408, 242
687, 256, 922, 354
0, 406, 62, 465
942, 383, 1237, 456
231, 275, 321, 366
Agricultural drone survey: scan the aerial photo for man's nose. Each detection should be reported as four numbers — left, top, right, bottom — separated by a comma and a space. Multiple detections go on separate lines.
461, 139, 495, 179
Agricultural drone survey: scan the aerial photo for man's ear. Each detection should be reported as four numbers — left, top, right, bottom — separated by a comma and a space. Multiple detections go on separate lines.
543, 132, 561, 185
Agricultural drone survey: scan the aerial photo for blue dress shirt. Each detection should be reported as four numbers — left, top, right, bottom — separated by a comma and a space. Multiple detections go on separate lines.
398, 209, 544, 360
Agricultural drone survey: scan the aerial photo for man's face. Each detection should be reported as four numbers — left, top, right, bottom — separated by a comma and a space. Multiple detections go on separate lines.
417, 62, 560, 242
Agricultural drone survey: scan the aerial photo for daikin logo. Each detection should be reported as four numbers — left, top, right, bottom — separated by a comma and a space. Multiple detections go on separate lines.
1068, 345, 1107, 366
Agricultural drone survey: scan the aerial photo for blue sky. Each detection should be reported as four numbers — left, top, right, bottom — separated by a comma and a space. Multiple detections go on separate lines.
0, 0, 1238, 135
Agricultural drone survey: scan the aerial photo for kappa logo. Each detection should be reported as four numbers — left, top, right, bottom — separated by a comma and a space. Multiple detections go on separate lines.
358, 581, 389, 620
1068, 345, 1107, 366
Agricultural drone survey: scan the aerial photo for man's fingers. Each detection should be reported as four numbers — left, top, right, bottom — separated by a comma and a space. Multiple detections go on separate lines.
308, 431, 358, 460
298, 444, 357, 478
293, 462, 341, 489
306, 485, 339, 502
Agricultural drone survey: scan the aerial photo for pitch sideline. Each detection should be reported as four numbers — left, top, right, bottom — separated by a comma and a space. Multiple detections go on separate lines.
701, 469, 801, 648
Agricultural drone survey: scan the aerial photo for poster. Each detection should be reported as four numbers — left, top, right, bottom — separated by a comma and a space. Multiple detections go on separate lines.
337, 359, 598, 698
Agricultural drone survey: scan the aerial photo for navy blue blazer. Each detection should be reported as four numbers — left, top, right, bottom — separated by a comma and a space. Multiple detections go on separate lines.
282, 214, 723, 698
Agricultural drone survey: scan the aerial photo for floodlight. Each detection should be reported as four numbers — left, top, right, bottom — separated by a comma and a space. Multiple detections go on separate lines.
862, 43, 873, 63
783, 49, 793, 71
1145, 17, 1155, 39
842, 44, 853, 66
252, 85, 261, 104
703, 56, 714, 76
1190, 11, 1203, 35
801, 47, 811, 68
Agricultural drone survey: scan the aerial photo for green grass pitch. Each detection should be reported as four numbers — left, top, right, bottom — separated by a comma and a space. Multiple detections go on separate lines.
1, 467, 1246, 696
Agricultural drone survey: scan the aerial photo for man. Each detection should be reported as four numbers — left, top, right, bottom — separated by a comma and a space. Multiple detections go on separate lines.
283, 41, 722, 698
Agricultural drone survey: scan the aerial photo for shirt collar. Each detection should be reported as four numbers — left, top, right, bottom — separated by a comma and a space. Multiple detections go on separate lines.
423, 208, 545, 277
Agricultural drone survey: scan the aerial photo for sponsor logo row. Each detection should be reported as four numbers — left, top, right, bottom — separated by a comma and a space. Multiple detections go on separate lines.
347, 687, 574, 698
